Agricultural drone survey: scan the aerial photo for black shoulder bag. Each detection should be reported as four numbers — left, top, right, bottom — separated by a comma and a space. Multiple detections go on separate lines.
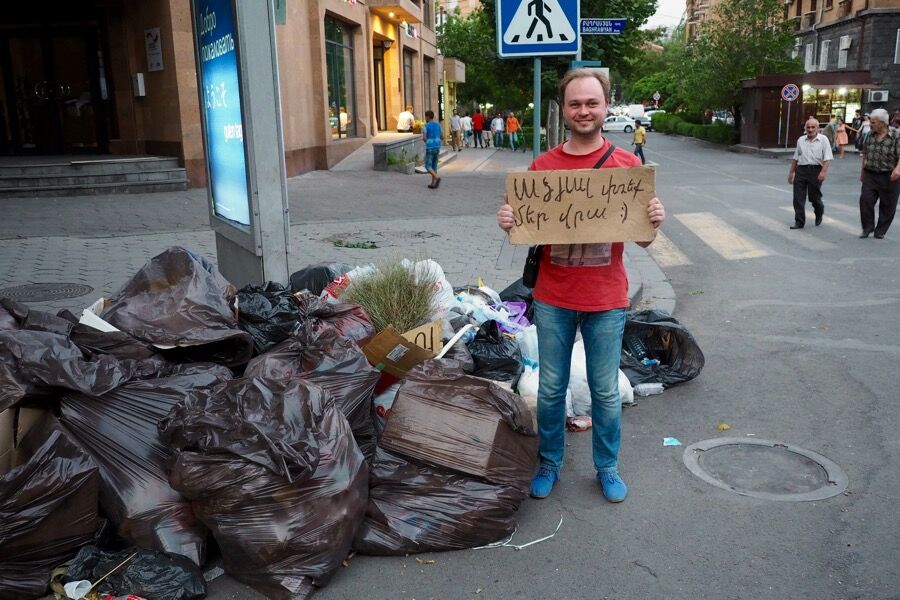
522, 143, 618, 288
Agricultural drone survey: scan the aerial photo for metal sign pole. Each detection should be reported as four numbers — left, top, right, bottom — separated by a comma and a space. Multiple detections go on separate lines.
785, 101, 791, 150
777, 100, 783, 147
533, 57, 541, 158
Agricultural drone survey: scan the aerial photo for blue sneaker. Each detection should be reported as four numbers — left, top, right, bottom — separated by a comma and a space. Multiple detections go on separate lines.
597, 470, 628, 503
530, 464, 560, 499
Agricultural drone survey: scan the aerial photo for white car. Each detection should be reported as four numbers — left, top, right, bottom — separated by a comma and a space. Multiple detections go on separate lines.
602, 115, 637, 133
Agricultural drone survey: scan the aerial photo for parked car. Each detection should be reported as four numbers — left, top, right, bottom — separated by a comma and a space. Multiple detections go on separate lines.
712, 110, 735, 125
603, 115, 637, 133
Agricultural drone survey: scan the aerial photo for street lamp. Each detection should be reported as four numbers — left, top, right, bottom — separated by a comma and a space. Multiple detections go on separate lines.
528, 102, 534, 109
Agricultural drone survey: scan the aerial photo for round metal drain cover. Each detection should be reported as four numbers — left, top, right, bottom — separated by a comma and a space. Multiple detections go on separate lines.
0, 283, 94, 302
683, 438, 848, 501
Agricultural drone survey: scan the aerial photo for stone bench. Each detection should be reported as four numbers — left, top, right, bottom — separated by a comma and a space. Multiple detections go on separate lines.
373, 135, 424, 174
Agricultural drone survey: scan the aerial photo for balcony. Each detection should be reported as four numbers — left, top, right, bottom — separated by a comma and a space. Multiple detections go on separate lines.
369, 0, 422, 24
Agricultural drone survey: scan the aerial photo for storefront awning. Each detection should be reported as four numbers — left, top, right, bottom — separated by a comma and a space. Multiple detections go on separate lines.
742, 71, 875, 89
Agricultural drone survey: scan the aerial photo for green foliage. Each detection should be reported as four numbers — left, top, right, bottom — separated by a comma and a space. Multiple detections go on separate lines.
652, 113, 738, 145
341, 261, 438, 333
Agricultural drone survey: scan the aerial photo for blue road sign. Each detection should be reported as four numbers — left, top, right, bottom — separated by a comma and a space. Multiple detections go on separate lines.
781, 83, 800, 102
497, 0, 579, 58
580, 18, 626, 35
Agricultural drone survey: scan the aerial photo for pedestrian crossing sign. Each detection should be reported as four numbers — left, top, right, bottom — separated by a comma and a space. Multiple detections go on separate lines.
497, 0, 580, 57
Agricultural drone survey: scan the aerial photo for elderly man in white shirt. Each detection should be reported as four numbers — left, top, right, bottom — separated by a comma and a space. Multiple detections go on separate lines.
787, 118, 833, 229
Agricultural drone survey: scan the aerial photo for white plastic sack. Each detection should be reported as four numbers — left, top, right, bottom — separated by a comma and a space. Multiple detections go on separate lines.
515, 325, 539, 369
402, 259, 455, 321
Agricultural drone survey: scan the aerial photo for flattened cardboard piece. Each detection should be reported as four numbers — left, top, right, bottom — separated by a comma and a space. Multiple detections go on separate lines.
401, 320, 443, 354
0, 408, 13, 474
505, 166, 657, 245
363, 326, 435, 379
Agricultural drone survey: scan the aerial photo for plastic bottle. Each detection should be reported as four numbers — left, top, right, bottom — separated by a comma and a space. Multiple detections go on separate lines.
633, 382, 664, 397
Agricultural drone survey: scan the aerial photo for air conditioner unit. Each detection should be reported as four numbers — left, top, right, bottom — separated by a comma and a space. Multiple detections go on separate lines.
868, 90, 889, 103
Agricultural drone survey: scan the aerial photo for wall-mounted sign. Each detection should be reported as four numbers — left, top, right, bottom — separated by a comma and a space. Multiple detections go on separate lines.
194, 0, 251, 226
144, 28, 164, 71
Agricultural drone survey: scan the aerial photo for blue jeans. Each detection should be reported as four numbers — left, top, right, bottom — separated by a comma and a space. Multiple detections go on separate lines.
533, 300, 626, 473
508, 131, 518, 151
634, 144, 645, 164
494, 131, 504, 147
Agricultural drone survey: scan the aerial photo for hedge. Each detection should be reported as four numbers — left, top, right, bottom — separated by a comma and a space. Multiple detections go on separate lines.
652, 113, 738, 146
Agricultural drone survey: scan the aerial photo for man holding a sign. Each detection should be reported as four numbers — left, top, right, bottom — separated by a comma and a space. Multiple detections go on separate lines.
496, 69, 665, 503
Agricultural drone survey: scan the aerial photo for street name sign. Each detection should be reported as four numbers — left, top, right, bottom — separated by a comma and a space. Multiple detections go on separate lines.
580, 18, 626, 35
497, 0, 579, 57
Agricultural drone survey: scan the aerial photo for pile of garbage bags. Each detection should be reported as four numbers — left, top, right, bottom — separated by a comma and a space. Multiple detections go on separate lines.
0, 247, 704, 599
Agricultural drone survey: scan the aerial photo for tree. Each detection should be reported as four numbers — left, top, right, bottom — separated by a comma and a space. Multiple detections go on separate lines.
679, 0, 801, 126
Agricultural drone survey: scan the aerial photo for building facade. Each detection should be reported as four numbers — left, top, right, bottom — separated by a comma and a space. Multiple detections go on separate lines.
0, 0, 451, 186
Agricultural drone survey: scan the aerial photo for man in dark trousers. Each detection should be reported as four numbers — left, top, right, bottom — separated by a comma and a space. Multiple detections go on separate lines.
472, 108, 485, 148
496, 69, 665, 504
858, 108, 900, 239
787, 118, 832, 229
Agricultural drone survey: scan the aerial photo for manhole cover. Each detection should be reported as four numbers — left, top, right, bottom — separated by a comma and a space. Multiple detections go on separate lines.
683, 438, 848, 501
0, 283, 94, 302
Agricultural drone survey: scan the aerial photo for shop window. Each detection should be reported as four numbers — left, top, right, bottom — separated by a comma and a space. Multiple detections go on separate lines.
403, 49, 416, 110
325, 15, 357, 140
818, 39, 830, 71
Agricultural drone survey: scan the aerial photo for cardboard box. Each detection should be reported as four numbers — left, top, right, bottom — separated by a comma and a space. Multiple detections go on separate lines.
363, 324, 439, 379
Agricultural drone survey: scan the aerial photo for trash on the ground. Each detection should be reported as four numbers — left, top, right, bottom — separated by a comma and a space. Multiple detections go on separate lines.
468, 320, 524, 384
634, 382, 665, 397
63, 579, 93, 599
566, 416, 592, 431
474, 514, 564, 551
159, 375, 367, 600
0, 409, 99, 600
716, 423, 732, 431
237, 281, 305, 355
203, 565, 225, 582
290, 262, 353, 295
355, 360, 537, 555
294, 292, 376, 347
567, 339, 635, 414
364, 325, 436, 379
620, 309, 705, 388
59, 365, 231, 564
244, 320, 380, 460
663, 437, 682, 446
333, 261, 438, 332
414, 558, 436, 565
98, 247, 254, 367
63, 546, 205, 600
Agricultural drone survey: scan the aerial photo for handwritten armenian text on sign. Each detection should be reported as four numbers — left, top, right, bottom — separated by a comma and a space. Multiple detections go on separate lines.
505, 166, 656, 245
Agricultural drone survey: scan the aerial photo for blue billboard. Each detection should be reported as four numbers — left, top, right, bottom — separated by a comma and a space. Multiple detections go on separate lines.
194, 0, 251, 226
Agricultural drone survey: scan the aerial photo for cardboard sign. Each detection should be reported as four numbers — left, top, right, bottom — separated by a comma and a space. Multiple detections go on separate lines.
505, 166, 657, 245
364, 326, 436, 379
402, 320, 443, 354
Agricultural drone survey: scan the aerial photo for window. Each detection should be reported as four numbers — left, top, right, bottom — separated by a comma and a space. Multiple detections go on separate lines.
805, 43, 815, 71
403, 50, 416, 109
818, 39, 830, 70
838, 35, 850, 68
325, 15, 356, 139
825, 0, 833, 9
792, 38, 801, 59
423, 0, 434, 30
423, 57, 434, 111
895, 29, 900, 63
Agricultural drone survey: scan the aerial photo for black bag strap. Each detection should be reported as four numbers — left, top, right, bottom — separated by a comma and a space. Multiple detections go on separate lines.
593, 143, 617, 168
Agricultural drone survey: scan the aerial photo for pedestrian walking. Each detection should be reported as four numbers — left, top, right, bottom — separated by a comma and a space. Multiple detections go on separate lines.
423, 110, 442, 189
461, 112, 473, 148
496, 68, 666, 504
835, 118, 849, 158
472, 108, 485, 148
491, 114, 505, 149
632, 121, 647, 165
506, 112, 520, 151
891, 108, 900, 130
851, 110, 863, 145
857, 108, 900, 239
788, 118, 832, 229
449, 110, 462, 152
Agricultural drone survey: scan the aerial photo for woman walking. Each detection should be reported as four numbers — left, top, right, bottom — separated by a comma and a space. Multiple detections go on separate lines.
835, 118, 850, 158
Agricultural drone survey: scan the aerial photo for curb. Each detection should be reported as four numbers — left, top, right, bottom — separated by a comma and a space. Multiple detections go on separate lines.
625, 244, 676, 315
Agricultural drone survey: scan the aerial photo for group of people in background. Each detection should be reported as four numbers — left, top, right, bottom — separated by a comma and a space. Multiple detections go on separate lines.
447, 108, 522, 152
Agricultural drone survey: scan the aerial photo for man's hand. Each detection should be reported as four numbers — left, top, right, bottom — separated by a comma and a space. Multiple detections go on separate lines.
497, 202, 515, 232
648, 197, 665, 229
818, 171, 827, 182
891, 167, 900, 182
788, 172, 794, 185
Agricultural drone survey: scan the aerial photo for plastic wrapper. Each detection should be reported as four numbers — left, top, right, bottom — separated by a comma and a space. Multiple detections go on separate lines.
290, 262, 353, 295
237, 281, 304, 355
0, 412, 100, 600
295, 291, 376, 347
100, 246, 254, 367
0, 330, 141, 412
498, 278, 535, 322
379, 359, 537, 488
620, 309, 705, 387
245, 321, 380, 459
467, 320, 524, 385
59, 364, 231, 565
353, 447, 528, 555
63, 545, 206, 600
159, 376, 368, 600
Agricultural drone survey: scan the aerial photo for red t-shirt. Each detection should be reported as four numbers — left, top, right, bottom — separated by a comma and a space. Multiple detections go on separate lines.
472, 113, 484, 130
529, 139, 641, 312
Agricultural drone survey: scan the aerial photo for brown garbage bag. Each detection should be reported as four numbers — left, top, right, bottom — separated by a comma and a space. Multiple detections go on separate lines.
353, 447, 527, 555
0, 330, 140, 412
245, 321, 380, 460
100, 246, 254, 367
159, 376, 368, 600
0, 411, 100, 600
295, 292, 376, 347
380, 360, 538, 489
59, 364, 231, 564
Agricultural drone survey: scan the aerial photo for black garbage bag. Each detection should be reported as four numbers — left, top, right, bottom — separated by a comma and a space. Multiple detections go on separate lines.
245, 321, 380, 460
294, 292, 376, 347
0, 298, 74, 336
467, 320, 524, 384
290, 262, 353, 295
237, 281, 303, 355
0, 330, 141, 412
63, 545, 206, 600
498, 278, 534, 322
354, 360, 537, 555
619, 309, 705, 387
0, 412, 100, 600
159, 376, 368, 600
59, 364, 232, 564
100, 246, 254, 367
